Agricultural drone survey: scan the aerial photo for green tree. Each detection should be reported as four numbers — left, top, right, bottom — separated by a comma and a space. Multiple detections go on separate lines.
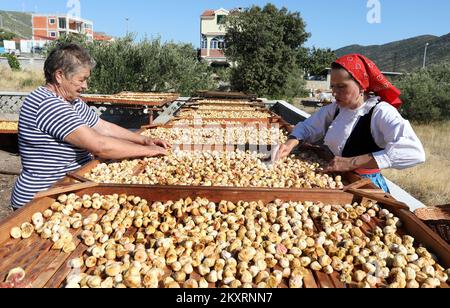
46, 34, 215, 96
5, 53, 21, 71
299, 47, 337, 76
0, 28, 16, 47
224, 4, 310, 99
396, 63, 450, 123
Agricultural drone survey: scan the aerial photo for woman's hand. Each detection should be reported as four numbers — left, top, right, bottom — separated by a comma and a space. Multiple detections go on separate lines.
323, 157, 356, 173
146, 145, 169, 157
274, 139, 300, 161
323, 154, 379, 173
142, 137, 172, 150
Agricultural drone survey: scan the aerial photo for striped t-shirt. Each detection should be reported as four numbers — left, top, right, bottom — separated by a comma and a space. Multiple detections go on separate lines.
11, 86, 99, 208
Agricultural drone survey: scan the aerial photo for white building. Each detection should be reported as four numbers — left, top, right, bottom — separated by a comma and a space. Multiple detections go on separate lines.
200, 8, 229, 65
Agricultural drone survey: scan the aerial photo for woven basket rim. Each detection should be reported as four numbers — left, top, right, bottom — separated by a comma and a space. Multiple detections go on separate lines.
415, 205, 450, 221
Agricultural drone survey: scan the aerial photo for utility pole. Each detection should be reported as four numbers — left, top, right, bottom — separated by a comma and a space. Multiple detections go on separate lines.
423, 43, 429, 69
125, 17, 129, 36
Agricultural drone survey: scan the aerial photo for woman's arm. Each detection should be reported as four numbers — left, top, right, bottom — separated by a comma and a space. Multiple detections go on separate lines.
371, 103, 426, 170
65, 125, 167, 160
290, 103, 338, 143
93, 119, 171, 149
325, 103, 426, 172
275, 103, 338, 161
323, 154, 380, 172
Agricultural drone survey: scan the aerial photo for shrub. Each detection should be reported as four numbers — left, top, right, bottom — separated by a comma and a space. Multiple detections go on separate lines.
4, 53, 21, 71
396, 63, 450, 123
46, 34, 215, 96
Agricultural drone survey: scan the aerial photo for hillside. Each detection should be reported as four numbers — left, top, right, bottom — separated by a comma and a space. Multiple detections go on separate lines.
0, 10, 32, 39
335, 33, 450, 73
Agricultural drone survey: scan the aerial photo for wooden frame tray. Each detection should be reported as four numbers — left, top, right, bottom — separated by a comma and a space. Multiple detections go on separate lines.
138, 122, 293, 146
67, 151, 374, 193
0, 121, 19, 134
180, 106, 267, 112
81, 92, 179, 107
141, 120, 294, 131
0, 185, 448, 288
184, 102, 265, 108
166, 116, 285, 126
195, 91, 257, 100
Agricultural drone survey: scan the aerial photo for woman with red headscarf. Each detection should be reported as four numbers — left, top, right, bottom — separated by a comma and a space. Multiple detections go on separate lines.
276, 54, 426, 192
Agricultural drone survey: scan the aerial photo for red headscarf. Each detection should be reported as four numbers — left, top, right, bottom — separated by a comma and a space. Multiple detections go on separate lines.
334, 54, 402, 109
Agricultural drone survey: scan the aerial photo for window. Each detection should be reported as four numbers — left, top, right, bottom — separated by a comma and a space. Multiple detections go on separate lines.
210, 36, 225, 50
59, 18, 67, 29
49, 18, 56, 25
49, 31, 57, 38
217, 15, 226, 25
211, 39, 218, 49
201, 35, 207, 49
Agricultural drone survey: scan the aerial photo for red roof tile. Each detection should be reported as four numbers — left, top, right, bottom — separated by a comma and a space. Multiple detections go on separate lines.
201, 10, 215, 17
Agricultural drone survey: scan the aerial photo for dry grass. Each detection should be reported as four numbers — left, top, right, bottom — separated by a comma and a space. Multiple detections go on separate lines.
384, 121, 450, 207
0, 67, 44, 92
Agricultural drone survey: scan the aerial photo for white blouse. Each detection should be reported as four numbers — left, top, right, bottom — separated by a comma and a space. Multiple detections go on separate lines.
290, 97, 426, 170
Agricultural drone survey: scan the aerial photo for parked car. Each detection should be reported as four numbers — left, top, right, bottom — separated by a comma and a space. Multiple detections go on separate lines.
31, 46, 45, 54
7, 49, 21, 56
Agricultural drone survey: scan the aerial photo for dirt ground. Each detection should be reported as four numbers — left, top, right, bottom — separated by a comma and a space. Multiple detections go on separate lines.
0, 150, 21, 221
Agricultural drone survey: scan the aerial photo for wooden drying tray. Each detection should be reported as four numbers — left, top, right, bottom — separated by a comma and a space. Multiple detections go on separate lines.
137, 123, 293, 148
0, 184, 448, 288
166, 116, 285, 126
139, 121, 293, 133
195, 90, 257, 100
81, 93, 179, 107
180, 106, 267, 112
175, 108, 275, 116
173, 112, 282, 125
117, 91, 179, 98
185, 101, 265, 107
65, 142, 377, 193
0, 121, 19, 135
164, 115, 292, 128
68, 159, 375, 193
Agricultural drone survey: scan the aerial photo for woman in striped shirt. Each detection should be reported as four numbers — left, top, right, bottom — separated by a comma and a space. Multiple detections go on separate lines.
11, 43, 170, 209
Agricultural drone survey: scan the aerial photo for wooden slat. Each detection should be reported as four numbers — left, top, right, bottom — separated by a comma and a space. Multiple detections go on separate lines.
29, 230, 83, 288
43, 241, 87, 288
314, 271, 335, 289
346, 188, 410, 211
303, 270, 319, 288
43, 208, 106, 288
0, 239, 20, 261
329, 272, 345, 288
34, 182, 99, 199
343, 178, 375, 191
0, 234, 52, 280
66, 173, 91, 183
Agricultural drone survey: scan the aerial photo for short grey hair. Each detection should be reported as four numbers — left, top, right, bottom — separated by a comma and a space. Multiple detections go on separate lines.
44, 43, 96, 84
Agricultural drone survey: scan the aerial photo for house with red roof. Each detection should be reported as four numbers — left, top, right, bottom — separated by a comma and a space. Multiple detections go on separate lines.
200, 8, 229, 66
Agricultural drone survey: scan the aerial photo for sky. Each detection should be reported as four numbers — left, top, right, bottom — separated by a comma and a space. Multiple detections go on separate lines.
1, 0, 449, 50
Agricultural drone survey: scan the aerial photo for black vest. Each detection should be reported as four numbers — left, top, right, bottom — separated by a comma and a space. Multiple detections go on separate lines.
333, 104, 384, 158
